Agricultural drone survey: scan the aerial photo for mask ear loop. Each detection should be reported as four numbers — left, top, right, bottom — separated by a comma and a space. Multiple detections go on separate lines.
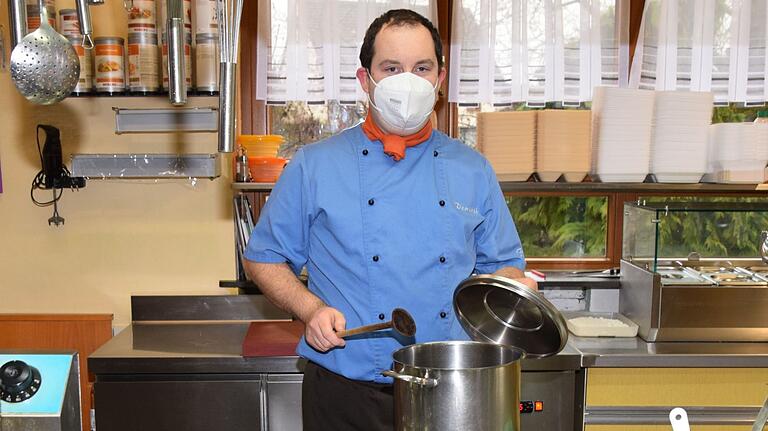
366, 69, 383, 113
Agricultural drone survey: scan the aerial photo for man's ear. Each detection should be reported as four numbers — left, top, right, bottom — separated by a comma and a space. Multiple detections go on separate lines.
357, 67, 370, 94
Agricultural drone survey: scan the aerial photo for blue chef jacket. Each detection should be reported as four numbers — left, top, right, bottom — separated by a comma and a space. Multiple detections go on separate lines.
244, 124, 525, 383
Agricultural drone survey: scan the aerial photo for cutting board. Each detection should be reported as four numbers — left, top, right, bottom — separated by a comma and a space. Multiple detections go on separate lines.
241, 320, 304, 357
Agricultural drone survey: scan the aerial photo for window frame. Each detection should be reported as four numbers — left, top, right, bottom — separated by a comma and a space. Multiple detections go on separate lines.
238, 1, 768, 270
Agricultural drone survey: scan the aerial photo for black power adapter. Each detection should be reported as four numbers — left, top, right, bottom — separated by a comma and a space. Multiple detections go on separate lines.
37, 125, 86, 190
31, 124, 86, 226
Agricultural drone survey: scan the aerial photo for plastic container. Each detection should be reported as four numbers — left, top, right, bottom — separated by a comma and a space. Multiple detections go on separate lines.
238, 135, 284, 158
248, 157, 287, 183
562, 311, 639, 337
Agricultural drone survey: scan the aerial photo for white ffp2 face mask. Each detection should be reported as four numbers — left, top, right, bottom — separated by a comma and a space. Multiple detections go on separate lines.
368, 72, 438, 135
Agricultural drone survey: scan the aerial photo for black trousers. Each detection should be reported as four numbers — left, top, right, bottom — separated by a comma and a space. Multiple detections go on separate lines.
302, 361, 394, 431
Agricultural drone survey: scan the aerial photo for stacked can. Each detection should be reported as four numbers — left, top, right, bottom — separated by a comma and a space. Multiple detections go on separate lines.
58, 9, 80, 37
59, 10, 91, 95
128, 33, 160, 94
194, 0, 217, 34
67, 35, 94, 95
195, 33, 219, 94
26, 0, 56, 32
127, 0, 160, 93
194, 0, 218, 93
94, 37, 126, 94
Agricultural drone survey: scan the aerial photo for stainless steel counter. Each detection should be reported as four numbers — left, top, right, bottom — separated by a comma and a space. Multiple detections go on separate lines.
89, 322, 303, 374
88, 322, 582, 374
572, 336, 768, 367
89, 321, 768, 375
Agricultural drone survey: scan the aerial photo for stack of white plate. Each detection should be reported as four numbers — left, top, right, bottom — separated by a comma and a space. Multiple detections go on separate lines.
705, 123, 768, 183
536, 110, 591, 182
590, 87, 655, 182
650, 91, 713, 182
477, 111, 536, 181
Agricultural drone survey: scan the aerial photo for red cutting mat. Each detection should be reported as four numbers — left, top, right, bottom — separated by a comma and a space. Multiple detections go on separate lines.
241, 320, 305, 357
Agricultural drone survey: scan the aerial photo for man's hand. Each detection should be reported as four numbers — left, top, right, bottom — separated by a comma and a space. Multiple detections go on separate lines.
305, 306, 347, 352
492, 267, 539, 291
511, 277, 538, 291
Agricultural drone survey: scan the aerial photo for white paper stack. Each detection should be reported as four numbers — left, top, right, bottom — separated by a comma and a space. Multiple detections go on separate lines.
536, 110, 592, 182
705, 123, 768, 183
477, 111, 536, 181
591, 87, 655, 182
650, 91, 713, 182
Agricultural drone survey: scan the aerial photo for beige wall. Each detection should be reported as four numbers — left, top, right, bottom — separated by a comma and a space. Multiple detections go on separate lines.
0, 5, 236, 328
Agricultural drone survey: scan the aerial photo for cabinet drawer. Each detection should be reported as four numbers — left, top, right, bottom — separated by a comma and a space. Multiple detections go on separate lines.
95, 379, 261, 431
587, 368, 768, 406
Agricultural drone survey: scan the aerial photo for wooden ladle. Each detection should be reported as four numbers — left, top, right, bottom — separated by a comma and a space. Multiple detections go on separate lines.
336, 308, 416, 338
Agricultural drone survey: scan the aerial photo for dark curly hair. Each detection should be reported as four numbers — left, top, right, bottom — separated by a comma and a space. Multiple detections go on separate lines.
359, 9, 443, 71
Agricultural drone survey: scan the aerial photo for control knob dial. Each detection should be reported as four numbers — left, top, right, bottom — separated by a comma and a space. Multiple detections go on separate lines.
0, 360, 42, 403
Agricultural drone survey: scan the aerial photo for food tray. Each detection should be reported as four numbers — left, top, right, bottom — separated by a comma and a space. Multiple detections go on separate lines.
562, 311, 639, 337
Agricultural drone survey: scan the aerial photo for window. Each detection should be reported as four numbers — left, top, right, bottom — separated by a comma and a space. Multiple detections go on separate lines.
507, 195, 608, 258
269, 101, 367, 158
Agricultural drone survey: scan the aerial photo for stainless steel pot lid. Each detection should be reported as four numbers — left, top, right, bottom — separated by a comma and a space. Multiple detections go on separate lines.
453, 275, 568, 358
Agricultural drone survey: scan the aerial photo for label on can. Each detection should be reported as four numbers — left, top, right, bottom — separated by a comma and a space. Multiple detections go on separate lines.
128, 42, 159, 91
95, 42, 126, 92
71, 43, 93, 93
127, 0, 158, 34
195, 40, 218, 91
59, 10, 80, 37
194, 0, 218, 34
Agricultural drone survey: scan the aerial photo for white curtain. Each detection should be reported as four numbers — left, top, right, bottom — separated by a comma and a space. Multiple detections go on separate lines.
255, 0, 437, 104
448, 0, 630, 106
630, 0, 768, 105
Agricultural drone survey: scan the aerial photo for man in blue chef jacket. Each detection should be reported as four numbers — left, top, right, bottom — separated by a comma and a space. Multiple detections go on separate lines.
243, 8, 535, 431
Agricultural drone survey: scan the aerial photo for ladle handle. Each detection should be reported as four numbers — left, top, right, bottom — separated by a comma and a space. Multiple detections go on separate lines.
75, 0, 94, 49
7, 0, 27, 48
336, 321, 392, 338
669, 408, 690, 431
38, 0, 47, 21
752, 395, 768, 431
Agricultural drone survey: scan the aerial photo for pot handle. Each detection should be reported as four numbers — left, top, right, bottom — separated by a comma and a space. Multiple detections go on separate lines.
381, 370, 438, 388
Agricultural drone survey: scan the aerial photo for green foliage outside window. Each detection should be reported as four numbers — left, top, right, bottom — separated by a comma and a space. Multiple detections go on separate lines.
507, 196, 608, 258
640, 196, 768, 258
712, 105, 763, 123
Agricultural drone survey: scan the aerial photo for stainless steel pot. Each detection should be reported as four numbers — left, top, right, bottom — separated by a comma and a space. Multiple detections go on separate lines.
383, 341, 524, 431
383, 275, 568, 431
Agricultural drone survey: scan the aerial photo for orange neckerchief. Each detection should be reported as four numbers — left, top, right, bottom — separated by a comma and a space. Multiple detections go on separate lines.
361, 114, 433, 162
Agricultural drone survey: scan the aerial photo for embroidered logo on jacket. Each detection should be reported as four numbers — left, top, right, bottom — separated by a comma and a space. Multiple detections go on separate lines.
454, 201, 479, 215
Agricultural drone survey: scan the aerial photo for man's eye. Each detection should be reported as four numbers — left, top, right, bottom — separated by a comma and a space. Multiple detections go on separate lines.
385, 67, 399, 73
415, 66, 430, 73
